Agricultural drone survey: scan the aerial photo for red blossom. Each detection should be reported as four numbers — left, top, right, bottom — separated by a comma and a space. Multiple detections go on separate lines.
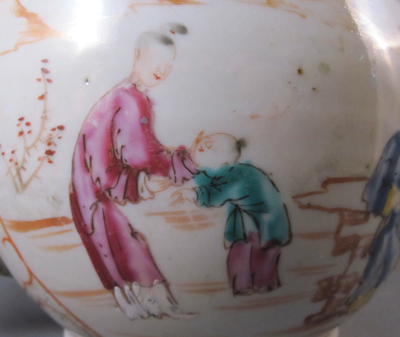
46, 79, 53, 83
11, 150, 15, 154
58, 136, 62, 139
57, 125, 65, 130
41, 68, 50, 74
48, 160, 53, 164
38, 157, 42, 161
18, 117, 24, 121
38, 94, 45, 100
36, 78, 42, 82
1, 152, 4, 156
25, 122, 31, 126
170, 30, 176, 34
45, 149, 55, 156
15, 163, 18, 166
27, 130, 32, 134
47, 142, 52, 146
41, 59, 49, 63
51, 127, 56, 131
16, 124, 20, 127
18, 131, 24, 137
9, 159, 12, 162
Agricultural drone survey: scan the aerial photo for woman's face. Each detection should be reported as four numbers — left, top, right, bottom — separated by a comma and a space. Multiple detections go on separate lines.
134, 43, 176, 87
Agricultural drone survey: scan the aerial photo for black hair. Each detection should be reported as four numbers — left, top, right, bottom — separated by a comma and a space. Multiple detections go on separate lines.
138, 23, 188, 49
169, 23, 188, 35
236, 138, 247, 154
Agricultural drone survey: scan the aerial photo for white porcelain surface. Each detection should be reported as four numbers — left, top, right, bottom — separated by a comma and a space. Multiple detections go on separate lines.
0, 1, 399, 337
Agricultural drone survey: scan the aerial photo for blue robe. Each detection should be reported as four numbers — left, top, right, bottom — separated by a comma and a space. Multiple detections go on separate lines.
348, 131, 400, 303
194, 163, 290, 247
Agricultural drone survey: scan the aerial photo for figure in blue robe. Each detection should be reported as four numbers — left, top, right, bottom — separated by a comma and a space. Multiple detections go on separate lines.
347, 131, 400, 305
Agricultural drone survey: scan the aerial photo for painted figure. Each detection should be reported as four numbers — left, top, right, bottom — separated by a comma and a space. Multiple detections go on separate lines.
347, 131, 400, 307
70, 24, 196, 320
172, 132, 291, 295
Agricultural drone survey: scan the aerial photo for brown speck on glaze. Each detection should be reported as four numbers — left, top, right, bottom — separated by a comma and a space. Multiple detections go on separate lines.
297, 67, 304, 75
312, 87, 317, 91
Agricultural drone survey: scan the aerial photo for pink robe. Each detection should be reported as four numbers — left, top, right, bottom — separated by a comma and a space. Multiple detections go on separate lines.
70, 84, 193, 290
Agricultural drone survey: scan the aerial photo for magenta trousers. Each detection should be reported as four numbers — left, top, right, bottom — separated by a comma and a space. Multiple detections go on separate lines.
228, 233, 281, 295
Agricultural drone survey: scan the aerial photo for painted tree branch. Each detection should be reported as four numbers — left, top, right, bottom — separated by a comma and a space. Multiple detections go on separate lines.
0, 59, 65, 193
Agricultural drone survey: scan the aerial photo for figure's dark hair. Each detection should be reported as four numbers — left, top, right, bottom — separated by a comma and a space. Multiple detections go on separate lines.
169, 23, 188, 35
236, 138, 247, 154
137, 23, 188, 49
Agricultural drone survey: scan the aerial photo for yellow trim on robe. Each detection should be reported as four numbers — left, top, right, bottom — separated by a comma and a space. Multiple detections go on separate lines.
382, 186, 398, 217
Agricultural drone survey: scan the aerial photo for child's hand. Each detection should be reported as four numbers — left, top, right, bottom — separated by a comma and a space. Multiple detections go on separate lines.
170, 188, 197, 206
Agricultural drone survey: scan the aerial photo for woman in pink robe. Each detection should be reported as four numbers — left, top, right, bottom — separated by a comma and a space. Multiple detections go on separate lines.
70, 26, 195, 320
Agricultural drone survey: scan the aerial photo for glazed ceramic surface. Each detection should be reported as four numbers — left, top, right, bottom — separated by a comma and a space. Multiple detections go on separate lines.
0, 1, 400, 337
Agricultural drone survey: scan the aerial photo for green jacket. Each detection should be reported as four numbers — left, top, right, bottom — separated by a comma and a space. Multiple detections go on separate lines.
194, 163, 290, 247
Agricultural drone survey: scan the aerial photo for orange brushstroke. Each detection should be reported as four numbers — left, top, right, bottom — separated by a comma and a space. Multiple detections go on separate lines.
165, 216, 191, 224
0, 217, 101, 337
163, 0, 202, 3
230, 0, 307, 19
147, 211, 186, 216
295, 231, 335, 240
180, 287, 228, 294
178, 281, 227, 286
293, 177, 369, 200
216, 292, 313, 310
130, 0, 203, 10
172, 222, 214, 231
287, 264, 336, 276
39, 243, 82, 252
292, 177, 369, 214
54, 289, 110, 298
0, 0, 61, 56
5, 216, 73, 233
30, 229, 73, 239
288, 265, 336, 273
178, 281, 229, 293
82, 298, 115, 303
110, 331, 157, 337
148, 210, 214, 230
263, 319, 339, 336
192, 214, 208, 222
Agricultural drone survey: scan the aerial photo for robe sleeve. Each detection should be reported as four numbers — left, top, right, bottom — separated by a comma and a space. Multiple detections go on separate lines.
364, 131, 400, 215
170, 146, 196, 185
111, 88, 171, 176
194, 169, 237, 208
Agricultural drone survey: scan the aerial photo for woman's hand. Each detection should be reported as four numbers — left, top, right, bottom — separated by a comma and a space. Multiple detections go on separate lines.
170, 188, 197, 206
146, 175, 172, 193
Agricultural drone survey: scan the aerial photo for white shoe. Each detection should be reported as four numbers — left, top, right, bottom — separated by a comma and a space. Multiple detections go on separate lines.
141, 281, 197, 319
124, 285, 149, 318
113, 286, 147, 320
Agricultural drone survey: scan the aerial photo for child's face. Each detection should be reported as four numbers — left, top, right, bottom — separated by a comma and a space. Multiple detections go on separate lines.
192, 133, 240, 169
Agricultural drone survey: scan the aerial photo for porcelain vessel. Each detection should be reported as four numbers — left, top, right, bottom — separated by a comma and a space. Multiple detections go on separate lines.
0, 1, 400, 336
